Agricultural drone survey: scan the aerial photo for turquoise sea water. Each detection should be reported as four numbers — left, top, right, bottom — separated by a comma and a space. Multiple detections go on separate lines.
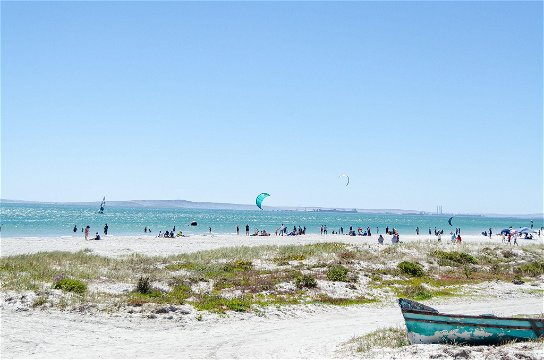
0, 202, 541, 237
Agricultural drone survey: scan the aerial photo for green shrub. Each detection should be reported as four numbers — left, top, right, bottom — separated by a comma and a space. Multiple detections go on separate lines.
327, 265, 349, 282
401, 285, 432, 300
433, 251, 477, 266
397, 261, 424, 277
193, 294, 252, 313
52, 278, 87, 294
136, 276, 152, 294
515, 262, 544, 277
295, 274, 317, 289
223, 260, 253, 272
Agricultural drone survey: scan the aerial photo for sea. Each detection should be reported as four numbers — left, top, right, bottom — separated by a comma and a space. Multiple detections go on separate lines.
0, 202, 541, 238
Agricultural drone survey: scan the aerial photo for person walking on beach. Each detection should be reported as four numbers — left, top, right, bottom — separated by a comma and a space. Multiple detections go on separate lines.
104, 223, 108, 235
245, 224, 249, 236
84, 225, 90, 240
513, 233, 519, 246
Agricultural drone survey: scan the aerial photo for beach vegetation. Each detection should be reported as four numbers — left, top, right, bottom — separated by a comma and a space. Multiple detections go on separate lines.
501, 249, 515, 258
136, 276, 152, 294
326, 265, 349, 282
52, 277, 87, 294
343, 327, 409, 353
2, 242, 544, 315
192, 294, 252, 313
400, 284, 432, 300
397, 261, 424, 277
32, 295, 48, 308
432, 251, 477, 266
515, 261, 544, 277
294, 274, 317, 289
314, 295, 376, 306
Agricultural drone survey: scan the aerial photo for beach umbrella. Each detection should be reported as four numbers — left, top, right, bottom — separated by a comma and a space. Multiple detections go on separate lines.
500, 228, 511, 235
517, 227, 537, 234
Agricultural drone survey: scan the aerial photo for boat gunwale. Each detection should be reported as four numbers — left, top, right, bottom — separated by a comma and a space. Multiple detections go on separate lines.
403, 317, 541, 331
401, 309, 544, 323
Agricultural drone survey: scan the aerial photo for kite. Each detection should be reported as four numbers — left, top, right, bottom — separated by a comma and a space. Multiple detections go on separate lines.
448, 217, 453, 226
339, 174, 350, 187
256, 193, 270, 210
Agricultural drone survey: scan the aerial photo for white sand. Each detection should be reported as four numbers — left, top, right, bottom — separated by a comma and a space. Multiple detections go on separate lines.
1, 233, 542, 258
2, 298, 542, 359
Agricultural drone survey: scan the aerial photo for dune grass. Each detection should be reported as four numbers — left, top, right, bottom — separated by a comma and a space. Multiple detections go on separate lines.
1, 242, 543, 313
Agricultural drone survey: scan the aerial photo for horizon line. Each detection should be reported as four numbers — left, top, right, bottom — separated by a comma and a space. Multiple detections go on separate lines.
1, 198, 542, 218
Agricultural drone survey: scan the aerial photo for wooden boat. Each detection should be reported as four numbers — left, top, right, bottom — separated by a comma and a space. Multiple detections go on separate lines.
398, 298, 544, 345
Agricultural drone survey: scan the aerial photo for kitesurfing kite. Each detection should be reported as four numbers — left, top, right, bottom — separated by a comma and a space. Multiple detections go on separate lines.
448, 217, 453, 226
256, 193, 270, 210
339, 174, 350, 187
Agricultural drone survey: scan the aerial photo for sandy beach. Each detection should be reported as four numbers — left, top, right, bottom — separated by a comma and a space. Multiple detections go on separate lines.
2, 233, 542, 258
1, 234, 543, 358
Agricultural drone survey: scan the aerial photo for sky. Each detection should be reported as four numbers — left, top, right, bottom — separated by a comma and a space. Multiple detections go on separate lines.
1, 1, 543, 215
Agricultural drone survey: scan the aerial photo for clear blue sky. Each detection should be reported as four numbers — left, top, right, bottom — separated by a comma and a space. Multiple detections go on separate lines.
1, 1, 542, 214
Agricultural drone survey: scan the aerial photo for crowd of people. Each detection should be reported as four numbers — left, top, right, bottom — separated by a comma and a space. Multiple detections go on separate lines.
74, 221, 540, 246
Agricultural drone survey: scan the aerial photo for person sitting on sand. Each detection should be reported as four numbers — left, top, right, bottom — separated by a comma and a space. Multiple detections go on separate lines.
456, 234, 462, 243
391, 234, 399, 244
378, 234, 384, 244
93, 232, 101, 240
250, 230, 259, 236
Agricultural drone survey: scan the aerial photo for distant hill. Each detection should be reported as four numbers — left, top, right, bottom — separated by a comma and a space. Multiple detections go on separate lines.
0, 199, 541, 218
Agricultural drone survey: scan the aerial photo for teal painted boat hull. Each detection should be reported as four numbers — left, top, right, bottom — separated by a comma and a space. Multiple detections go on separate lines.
398, 298, 544, 345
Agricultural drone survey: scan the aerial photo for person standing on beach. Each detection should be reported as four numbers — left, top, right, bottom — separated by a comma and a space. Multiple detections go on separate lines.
104, 223, 108, 235
489, 228, 492, 238
429, 228, 431, 235
530, 220, 533, 229
236, 225, 239, 235
245, 224, 249, 236
73, 225, 77, 233
84, 225, 90, 240
385, 226, 389, 235
209, 227, 212, 233
340, 227, 343, 235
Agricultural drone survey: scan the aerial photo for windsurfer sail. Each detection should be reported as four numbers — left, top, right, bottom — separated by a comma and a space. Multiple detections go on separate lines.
98, 197, 106, 214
